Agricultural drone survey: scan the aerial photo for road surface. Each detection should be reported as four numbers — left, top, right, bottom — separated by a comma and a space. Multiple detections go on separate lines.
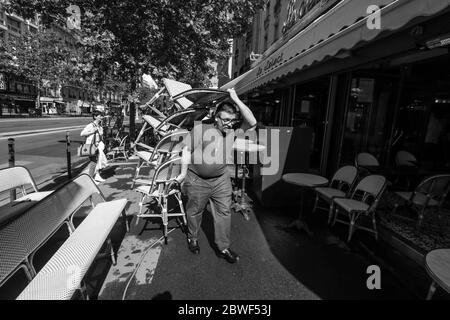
0, 118, 95, 199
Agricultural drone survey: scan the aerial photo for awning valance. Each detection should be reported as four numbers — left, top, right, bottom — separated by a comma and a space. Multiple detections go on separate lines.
233, 0, 450, 94
220, 68, 254, 90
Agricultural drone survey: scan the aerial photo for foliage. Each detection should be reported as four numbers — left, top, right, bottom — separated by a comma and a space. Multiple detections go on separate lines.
4, 0, 264, 89
3, 29, 79, 85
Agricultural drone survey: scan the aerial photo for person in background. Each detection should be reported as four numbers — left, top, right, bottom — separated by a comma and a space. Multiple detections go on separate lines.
81, 108, 108, 184
176, 88, 257, 264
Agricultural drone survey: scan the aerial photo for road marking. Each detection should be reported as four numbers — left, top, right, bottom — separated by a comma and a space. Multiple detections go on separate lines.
0, 126, 84, 141
0, 117, 90, 123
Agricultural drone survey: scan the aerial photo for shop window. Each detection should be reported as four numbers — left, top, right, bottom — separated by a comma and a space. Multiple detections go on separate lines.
340, 75, 397, 166
292, 78, 330, 171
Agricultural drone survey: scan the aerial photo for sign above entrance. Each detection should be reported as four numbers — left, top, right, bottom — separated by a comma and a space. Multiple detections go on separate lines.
283, 0, 339, 35
256, 53, 284, 78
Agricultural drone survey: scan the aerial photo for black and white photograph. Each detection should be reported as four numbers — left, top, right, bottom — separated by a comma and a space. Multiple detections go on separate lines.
1, 0, 450, 306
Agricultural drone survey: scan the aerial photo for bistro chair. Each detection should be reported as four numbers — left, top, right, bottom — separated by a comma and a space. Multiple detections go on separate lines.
132, 129, 189, 189
391, 174, 450, 229
106, 132, 129, 162
0, 166, 53, 203
355, 152, 379, 167
312, 166, 358, 224
135, 157, 187, 244
355, 152, 380, 177
395, 150, 418, 167
332, 175, 387, 242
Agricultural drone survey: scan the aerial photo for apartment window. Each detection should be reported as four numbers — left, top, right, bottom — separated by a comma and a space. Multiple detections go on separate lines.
234, 49, 239, 65
274, 0, 281, 14
7, 17, 21, 34
264, 34, 268, 51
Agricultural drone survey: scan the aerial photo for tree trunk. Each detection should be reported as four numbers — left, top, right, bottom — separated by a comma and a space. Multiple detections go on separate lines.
36, 82, 41, 117
129, 80, 137, 142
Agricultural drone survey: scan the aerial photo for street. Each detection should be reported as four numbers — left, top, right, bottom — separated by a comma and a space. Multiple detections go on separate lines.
0, 118, 93, 195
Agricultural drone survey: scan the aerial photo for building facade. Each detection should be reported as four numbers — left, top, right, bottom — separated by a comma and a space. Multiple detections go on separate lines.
0, 5, 123, 116
225, 0, 450, 176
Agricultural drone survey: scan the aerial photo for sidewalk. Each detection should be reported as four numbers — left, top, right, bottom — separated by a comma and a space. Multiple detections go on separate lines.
80, 164, 419, 300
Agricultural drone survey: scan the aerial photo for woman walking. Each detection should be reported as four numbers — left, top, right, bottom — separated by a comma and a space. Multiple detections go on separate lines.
81, 108, 108, 183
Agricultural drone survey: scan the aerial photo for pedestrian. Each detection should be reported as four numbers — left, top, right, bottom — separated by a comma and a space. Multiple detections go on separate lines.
80, 107, 108, 184
175, 88, 257, 263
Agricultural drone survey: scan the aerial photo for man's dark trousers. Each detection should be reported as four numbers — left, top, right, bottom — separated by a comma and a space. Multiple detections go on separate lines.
183, 169, 233, 251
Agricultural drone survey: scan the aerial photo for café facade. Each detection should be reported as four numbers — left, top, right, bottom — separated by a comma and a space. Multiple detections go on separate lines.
223, 0, 450, 263
225, 0, 450, 175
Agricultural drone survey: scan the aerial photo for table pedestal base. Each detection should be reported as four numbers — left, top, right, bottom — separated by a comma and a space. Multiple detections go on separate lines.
232, 191, 252, 221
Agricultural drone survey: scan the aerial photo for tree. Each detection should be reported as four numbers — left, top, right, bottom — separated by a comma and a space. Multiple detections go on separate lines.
4, 0, 264, 133
5, 0, 263, 84
1, 28, 82, 110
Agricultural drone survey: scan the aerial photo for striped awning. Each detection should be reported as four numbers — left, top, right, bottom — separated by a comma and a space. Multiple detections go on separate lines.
232, 0, 450, 94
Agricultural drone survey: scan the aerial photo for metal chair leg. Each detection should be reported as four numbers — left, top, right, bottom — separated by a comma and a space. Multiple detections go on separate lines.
80, 281, 90, 300
332, 207, 339, 226
347, 213, 355, 243
372, 213, 378, 241
107, 238, 116, 266
426, 281, 437, 300
327, 202, 334, 225
312, 193, 319, 213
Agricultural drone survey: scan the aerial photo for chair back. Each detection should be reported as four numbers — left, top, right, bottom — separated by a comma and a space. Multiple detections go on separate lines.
330, 166, 358, 195
415, 175, 450, 207
0, 166, 38, 195
395, 151, 417, 167
355, 153, 379, 167
153, 130, 189, 164
352, 175, 387, 208
149, 157, 183, 196
143, 115, 164, 130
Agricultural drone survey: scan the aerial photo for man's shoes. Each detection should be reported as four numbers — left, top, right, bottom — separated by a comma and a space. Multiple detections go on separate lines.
217, 248, 239, 263
187, 239, 200, 254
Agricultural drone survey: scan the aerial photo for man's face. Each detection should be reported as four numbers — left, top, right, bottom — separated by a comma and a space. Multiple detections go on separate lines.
215, 111, 237, 134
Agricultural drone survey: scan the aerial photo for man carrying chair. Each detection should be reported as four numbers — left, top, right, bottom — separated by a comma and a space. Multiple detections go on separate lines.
175, 89, 257, 263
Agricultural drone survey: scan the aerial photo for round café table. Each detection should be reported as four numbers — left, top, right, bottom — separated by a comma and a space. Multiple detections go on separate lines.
282, 173, 329, 235
425, 249, 450, 299
232, 139, 266, 220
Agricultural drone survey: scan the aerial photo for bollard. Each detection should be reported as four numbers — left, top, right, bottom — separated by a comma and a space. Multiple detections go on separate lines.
8, 138, 16, 201
66, 131, 72, 179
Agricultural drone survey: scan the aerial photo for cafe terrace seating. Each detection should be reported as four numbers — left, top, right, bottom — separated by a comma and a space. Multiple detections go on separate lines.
391, 174, 450, 229
332, 175, 387, 242
135, 157, 187, 244
132, 130, 189, 188
312, 166, 358, 224
0, 166, 54, 228
0, 166, 53, 203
